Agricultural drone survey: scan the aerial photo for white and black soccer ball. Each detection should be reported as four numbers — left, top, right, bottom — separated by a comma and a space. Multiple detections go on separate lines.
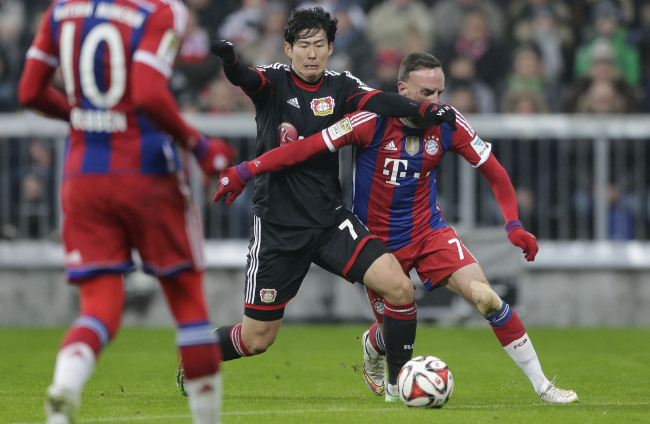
397, 355, 454, 408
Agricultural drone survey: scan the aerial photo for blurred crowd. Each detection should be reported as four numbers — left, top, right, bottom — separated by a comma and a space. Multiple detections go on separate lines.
2, 0, 650, 241
1, 0, 649, 116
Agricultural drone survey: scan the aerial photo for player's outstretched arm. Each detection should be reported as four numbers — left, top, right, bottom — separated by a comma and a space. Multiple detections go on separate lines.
214, 115, 363, 204
210, 40, 263, 92
213, 163, 253, 205
478, 154, 538, 261
363, 92, 457, 130
131, 62, 235, 175
214, 135, 331, 204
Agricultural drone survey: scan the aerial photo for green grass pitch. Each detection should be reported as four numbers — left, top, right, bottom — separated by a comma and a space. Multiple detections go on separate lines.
0, 325, 648, 423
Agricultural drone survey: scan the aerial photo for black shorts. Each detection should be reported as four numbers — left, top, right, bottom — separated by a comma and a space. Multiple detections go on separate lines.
243, 207, 389, 321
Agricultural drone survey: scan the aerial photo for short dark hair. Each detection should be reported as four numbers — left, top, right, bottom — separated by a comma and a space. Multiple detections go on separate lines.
284, 7, 338, 46
398, 53, 443, 83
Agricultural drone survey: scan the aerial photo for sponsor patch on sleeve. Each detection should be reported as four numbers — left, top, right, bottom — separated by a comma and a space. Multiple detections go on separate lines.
470, 136, 491, 160
326, 117, 353, 140
156, 29, 180, 67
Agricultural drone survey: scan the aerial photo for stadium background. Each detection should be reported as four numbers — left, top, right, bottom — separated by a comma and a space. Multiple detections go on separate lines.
1, 0, 650, 328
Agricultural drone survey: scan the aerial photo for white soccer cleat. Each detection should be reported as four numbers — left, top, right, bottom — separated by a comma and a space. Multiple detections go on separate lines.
362, 330, 386, 396
539, 378, 579, 404
45, 385, 79, 424
385, 383, 400, 402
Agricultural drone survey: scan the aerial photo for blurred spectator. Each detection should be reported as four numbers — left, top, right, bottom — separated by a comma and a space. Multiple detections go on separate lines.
365, 0, 433, 53
440, 55, 496, 113
501, 88, 549, 114
239, 1, 289, 66
568, 0, 637, 39
2, 138, 56, 239
569, 80, 639, 239
172, 9, 222, 109
0, 0, 25, 68
504, 44, 560, 111
431, 0, 506, 49
565, 40, 641, 113
631, 2, 650, 111
437, 9, 509, 90
8, 1, 50, 108
218, 0, 268, 46
186, 0, 240, 39
367, 48, 403, 92
606, 184, 636, 240
506, 44, 545, 92
327, 3, 375, 81
507, 0, 574, 86
570, 79, 639, 238
446, 82, 479, 114
573, 79, 636, 114
573, 0, 641, 87
0, 45, 18, 112
178, 11, 213, 65
297, 0, 367, 32
199, 74, 255, 115
401, 22, 432, 56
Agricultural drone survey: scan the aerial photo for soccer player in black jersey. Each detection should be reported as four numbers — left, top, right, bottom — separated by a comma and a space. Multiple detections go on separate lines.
177, 7, 456, 399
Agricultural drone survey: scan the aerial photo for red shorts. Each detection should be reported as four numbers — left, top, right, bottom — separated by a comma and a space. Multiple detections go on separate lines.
392, 226, 477, 291
61, 175, 204, 281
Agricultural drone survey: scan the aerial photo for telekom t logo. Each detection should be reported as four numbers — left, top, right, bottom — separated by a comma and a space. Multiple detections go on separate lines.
383, 158, 408, 185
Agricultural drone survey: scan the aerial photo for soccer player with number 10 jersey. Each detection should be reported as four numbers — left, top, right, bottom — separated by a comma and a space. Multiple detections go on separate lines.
19, 1, 235, 423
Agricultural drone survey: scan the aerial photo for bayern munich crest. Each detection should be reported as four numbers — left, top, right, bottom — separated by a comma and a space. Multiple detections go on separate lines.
425, 137, 440, 156
373, 300, 385, 315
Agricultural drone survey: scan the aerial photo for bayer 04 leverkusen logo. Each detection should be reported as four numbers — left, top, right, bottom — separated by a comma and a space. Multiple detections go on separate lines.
311, 96, 335, 116
259, 288, 277, 303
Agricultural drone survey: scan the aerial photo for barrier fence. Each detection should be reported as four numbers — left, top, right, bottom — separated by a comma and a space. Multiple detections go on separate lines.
1, 112, 649, 241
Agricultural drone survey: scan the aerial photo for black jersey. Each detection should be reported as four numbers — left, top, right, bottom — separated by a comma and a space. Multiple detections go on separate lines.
245, 63, 379, 227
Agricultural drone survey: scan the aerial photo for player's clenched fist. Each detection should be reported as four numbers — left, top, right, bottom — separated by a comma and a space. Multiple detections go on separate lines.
192, 136, 236, 176
505, 220, 538, 261
213, 162, 254, 205
210, 40, 237, 65
419, 102, 457, 130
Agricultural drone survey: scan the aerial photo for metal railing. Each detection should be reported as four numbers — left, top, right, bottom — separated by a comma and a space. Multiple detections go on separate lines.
1, 112, 649, 241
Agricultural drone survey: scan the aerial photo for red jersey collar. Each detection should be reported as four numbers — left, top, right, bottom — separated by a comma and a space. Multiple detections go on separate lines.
290, 68, 324, 92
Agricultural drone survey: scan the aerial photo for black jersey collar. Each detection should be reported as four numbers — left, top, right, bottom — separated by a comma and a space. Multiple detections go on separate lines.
290, 68, 324, 92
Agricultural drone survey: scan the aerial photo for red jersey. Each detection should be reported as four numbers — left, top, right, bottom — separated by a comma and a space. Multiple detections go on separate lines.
321, 110, 491, 249
26, 0, 188, 178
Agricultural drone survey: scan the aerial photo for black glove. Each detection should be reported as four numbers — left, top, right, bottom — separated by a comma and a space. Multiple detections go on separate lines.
210, 40, 237, 66
419, 102, 457, 131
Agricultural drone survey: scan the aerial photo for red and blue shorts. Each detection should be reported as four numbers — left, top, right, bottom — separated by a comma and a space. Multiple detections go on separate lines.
61, 174, 204, 282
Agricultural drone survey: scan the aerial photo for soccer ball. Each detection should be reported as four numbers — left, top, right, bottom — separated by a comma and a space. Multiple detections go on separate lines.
397, 355, 454, 408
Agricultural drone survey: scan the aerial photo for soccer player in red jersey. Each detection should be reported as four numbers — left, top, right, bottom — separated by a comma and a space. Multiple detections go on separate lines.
18, 1, 235, 422
214, 52, 579, 403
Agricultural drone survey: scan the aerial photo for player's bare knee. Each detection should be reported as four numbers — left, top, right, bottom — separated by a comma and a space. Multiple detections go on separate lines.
365, 254, 413, 304
245, 337, 275, 355
242, 323, 278, 355
384, 274, 414, 305
469, 280, 502, 316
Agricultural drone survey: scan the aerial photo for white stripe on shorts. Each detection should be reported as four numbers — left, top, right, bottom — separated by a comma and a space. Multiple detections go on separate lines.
245, 216, 262, 304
